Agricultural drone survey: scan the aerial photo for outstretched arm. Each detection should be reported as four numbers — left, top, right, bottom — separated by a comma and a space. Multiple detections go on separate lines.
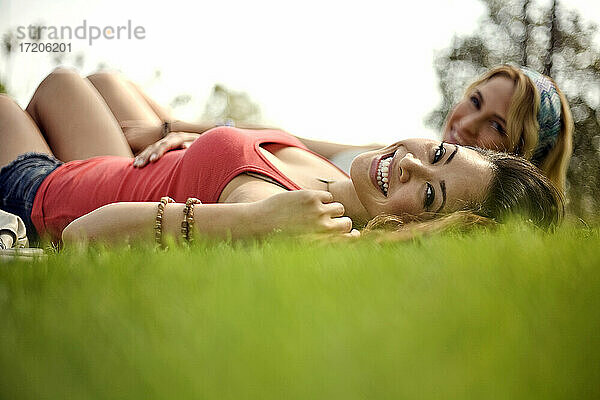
295, 137, 383, 160
61, 190, 355, 245
62, 201, 255, 244
132, 124, 384, 168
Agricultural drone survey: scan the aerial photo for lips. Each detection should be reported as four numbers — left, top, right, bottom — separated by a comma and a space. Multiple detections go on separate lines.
370, 149, 397, 196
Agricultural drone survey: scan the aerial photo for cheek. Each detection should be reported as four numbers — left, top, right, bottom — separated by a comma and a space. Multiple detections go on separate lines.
382, 189, 420, 216
477, 131, 511, 151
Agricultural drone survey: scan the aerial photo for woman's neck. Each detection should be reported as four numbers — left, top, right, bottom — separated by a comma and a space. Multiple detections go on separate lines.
328, 179, 370, 227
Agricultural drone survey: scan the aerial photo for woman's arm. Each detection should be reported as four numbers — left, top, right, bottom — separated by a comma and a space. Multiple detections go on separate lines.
295, 137, 383, 160
61, 191, 353, 245
170, 120, 383, 157
62, 201, 256, 244
132, 123, 384, 168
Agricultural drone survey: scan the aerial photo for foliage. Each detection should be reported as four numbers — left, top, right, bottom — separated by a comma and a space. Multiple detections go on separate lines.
426, 0, 600, 219
0, 223, 599, 399
202, 83, 262, 125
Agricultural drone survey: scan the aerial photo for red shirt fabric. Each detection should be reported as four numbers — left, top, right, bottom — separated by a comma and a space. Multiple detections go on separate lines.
31, 127, 346, 240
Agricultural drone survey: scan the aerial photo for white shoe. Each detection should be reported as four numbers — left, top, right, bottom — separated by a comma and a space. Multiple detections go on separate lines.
0, 248, 46, 262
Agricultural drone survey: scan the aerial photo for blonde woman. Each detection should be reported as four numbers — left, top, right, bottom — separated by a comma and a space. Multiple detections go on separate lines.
442, 65, 573, 193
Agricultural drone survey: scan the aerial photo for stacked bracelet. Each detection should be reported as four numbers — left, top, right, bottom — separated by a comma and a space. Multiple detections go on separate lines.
155, 196, 175, 246
182, 197, 202, 242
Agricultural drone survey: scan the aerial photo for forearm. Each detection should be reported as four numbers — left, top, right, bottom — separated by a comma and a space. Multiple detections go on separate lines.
171, 121, 278, 133
170, 121, 213, 134
174, 120, 382, 159
62, 201, 259, 245
124, 121, 210, 154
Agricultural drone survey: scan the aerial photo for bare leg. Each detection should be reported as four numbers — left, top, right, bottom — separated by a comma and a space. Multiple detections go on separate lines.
0, 94, 52, 169
87, 72, 172, 153
87, 71, 165, 126
26, 68, 133, 162
128, 80, 174, 122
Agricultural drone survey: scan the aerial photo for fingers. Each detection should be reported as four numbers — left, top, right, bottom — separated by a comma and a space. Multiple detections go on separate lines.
149, 140, 170, 162
322, 201, 345, 218
132, 134, 186, 168
327, 216, 353, 233
314, 190, 334, 203
133, 148, 151, 167
345, 229, 361, 238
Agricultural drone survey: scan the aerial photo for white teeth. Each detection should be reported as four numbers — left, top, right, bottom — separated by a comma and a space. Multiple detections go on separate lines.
376, 155, 393, 196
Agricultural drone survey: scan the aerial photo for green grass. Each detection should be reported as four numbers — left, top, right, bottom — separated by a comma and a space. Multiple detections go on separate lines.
1, 223, 599, 399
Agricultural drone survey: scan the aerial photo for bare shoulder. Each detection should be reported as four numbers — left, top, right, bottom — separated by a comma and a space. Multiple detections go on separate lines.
219, 174, 287, 203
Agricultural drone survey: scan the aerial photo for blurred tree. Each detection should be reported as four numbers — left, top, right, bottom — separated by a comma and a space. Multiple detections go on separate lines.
202, 84, 262, 125
170, 94, 191, 109
426, 0, 600, 219
1, 31, 18, 94
1, 22, 86, 95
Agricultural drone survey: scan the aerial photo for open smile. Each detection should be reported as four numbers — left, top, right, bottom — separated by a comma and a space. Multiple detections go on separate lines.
370, 148, 398, 196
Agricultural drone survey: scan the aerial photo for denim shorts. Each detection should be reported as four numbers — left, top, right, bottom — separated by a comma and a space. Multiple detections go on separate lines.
0, 153, 63, 241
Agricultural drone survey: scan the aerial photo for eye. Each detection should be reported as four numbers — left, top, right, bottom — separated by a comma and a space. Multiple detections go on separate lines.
491, 120, 507, 136
424, 182, 435, 209
470, 95, 481, 109
432, 142, 446, 164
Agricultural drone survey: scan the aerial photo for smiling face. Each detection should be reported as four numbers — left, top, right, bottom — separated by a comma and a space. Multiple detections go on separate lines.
443, 76, 516, 151
349, 139, 493, 219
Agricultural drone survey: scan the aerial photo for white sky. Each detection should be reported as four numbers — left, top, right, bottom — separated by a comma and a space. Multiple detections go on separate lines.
1, 0, 598, 145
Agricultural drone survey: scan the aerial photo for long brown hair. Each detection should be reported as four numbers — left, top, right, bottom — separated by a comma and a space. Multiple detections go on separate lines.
364, 149, 564, 239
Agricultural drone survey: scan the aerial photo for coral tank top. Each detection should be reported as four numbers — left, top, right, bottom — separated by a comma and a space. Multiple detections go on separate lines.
31, 127, 344, 240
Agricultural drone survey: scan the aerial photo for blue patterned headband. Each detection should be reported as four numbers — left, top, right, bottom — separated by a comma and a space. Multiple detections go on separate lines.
520, 67, 562, 165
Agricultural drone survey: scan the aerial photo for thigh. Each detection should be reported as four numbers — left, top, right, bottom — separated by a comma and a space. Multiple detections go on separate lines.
26, 68, 133, 162
87, 72, 163, 126
0, 94, 52, 168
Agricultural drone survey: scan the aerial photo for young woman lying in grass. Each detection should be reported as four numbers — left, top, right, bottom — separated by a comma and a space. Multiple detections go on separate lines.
0, 69, 563, 246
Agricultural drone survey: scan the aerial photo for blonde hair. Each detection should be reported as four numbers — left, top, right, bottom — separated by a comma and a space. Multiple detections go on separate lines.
462, 65, 573, 193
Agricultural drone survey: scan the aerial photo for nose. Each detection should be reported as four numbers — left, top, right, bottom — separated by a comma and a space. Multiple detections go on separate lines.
398, 152, 427, 184
456, 113, 480, 140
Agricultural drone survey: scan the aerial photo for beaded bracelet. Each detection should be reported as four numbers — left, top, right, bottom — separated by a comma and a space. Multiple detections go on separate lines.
181, 197, 202, 242
155, 196, 175, 246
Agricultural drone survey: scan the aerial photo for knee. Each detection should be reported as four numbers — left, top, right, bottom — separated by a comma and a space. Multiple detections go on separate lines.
87, 71, 126, 88
0, 93, 14, 104
0, 94, 22, 111
28, 67, 82, 109
39, 67, 82, 91
42, 67, 81, 87
0, 94, 27, 122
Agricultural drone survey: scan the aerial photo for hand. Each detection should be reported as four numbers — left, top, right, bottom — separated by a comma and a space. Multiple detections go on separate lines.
119, 120, 163, 152
133, 131, 201, 168
250, 190, 354, 236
